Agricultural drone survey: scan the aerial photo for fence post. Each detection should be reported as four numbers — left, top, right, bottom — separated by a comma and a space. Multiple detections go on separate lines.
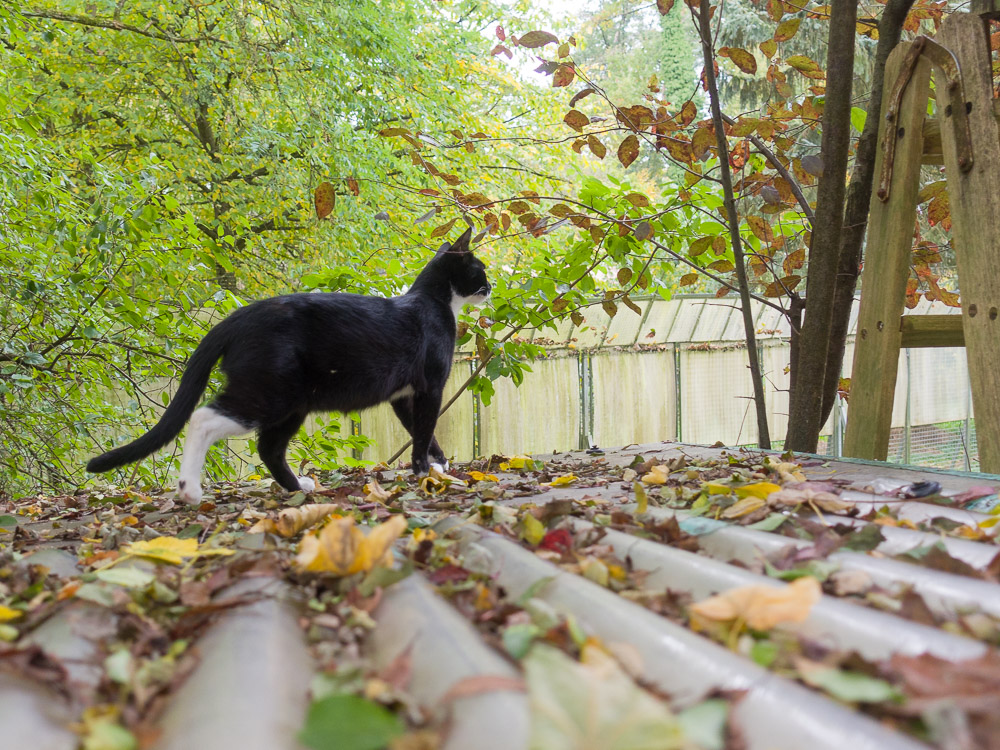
903, 349, 912, 464
471, 359, 481, 459
674, 345, 683, 442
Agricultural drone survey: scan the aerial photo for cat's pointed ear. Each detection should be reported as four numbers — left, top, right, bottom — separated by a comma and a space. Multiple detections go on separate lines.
451, 225, 473, 254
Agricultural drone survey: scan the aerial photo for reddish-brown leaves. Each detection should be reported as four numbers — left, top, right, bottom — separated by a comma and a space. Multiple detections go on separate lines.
314, 182, 335, 219
719, 46, 757, 74
517, 30, 558, 48
552, 64, 576, 87
617, 135, 640, 168
563, 109, 589, 132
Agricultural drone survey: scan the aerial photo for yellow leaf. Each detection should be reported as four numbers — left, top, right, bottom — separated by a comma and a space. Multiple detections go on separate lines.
123, 535, 235, 565
419, 466, 466, 495
979, 516, 1000, 529
690, 576, 821, 632
704, 482, 732, 495
0, 605, 22, 622
521, 513, 546, 546
546, 474, 577, 487
274, 504, 343, 537
247, 474, 263, 481
507, 455, 532, 469
734, 482, 781, 499
580, 557, 609, 587
773, 462, 807, 483
721, 496, 766, 518
295, 515, 407, 576
469, 471, 499, 482
634, 481, 648, 514
125, 537, 199, 565
641, 465, 669, 484
364, 479, 394, 504
354, 515, 408, 572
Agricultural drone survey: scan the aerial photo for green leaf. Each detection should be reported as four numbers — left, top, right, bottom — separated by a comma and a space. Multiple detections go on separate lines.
677, 699, 729, 750
0, 515, 18, 528
850, 107, 868, 133
525, 644, 684, 750
96, 567, 156, 589
299, 694, 404, 750
799, 666, 902, 704
503, 622, 541, 659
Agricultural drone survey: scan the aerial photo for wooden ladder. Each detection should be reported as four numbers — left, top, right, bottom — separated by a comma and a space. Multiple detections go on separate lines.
843, 9, 1000, 472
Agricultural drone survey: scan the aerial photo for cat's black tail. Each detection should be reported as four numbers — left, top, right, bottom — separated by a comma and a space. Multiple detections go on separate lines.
86, 324, 232, 473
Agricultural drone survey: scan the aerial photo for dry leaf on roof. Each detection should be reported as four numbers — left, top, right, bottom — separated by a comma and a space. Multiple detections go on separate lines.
690, 576, 821, 632
275, 503, 343, 537
525, 643, 684, 750
768, 487, 853, 512
295, 515, 407, 576
641, 465, 669, 485
122, 536, 234, 566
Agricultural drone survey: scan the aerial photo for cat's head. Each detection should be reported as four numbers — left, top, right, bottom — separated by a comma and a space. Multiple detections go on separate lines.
432, 226, 491, 308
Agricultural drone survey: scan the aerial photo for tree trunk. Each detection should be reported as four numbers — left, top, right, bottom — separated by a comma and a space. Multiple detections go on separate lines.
819, 0, 918, 425
697, 0, 771, 449
785, 0, 859, 452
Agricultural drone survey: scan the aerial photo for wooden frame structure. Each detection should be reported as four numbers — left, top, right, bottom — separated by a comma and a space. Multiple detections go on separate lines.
844, 10, 1000, 472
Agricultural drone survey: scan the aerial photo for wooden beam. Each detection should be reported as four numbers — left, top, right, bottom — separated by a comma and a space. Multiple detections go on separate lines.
937, 13, 1000, 472
844, 44, 932, 462
922, 101, 1000, 164
899, 314, 965, 347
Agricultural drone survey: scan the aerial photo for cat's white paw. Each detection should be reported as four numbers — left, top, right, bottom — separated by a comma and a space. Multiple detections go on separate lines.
298, 476, 316, 493
429, 461, 449, 473
176, 478, 203, 505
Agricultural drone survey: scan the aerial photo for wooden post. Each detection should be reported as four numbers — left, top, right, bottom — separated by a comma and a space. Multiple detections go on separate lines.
843, 45, 932, 461
935, 13, 1000, 472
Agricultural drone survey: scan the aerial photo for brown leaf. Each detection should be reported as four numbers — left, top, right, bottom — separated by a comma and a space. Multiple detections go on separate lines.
563, 109, 589, 132
625, 192, 650, 208
678, 100, 697, 126
491, 44, 512, 59
764, 275, 802, 297
617, 135, 640, 168
656, 0, 675, 14
688, 236, 713, 256
679, 273, 699, 287
314, 182, 335, 219
602, 299, 618, 317
430, 218, 458, 238
720, 46, 757, 74
518, 30, 558, 48
634, 221, 653, 241
346, 178, 360, 197
759, 38, 778, 58
746, 215, 773, 243
569, 87, 595, 106
587, 135, 606, 159
623, 296, 642, 315
800, 154, 824, 176
552, 63, 575, 88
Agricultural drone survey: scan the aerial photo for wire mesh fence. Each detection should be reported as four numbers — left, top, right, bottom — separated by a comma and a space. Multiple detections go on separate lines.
349, 295, 981, 473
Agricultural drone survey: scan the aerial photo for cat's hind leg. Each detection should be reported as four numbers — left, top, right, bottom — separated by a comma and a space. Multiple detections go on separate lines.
177, 407, 252, 504
257, 411, 310, 493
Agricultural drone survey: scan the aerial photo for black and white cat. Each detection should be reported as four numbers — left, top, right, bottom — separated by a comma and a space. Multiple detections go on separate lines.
87, 227, 490, 503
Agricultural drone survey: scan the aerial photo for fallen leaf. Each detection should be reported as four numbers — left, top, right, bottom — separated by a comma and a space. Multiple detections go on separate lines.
641, 465, 669, 484
734, 482, 781, 499
0, 605, 22, 622
295, 515, 407, 577
721, 496, 766, 519
690, 576, 821, 631
545, 474, 577, 487
123, 536, 234, 566
274, 504, 343, 537
299, 694, 403, 750
524, 644, 684, 750
796, 659, 901, 703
